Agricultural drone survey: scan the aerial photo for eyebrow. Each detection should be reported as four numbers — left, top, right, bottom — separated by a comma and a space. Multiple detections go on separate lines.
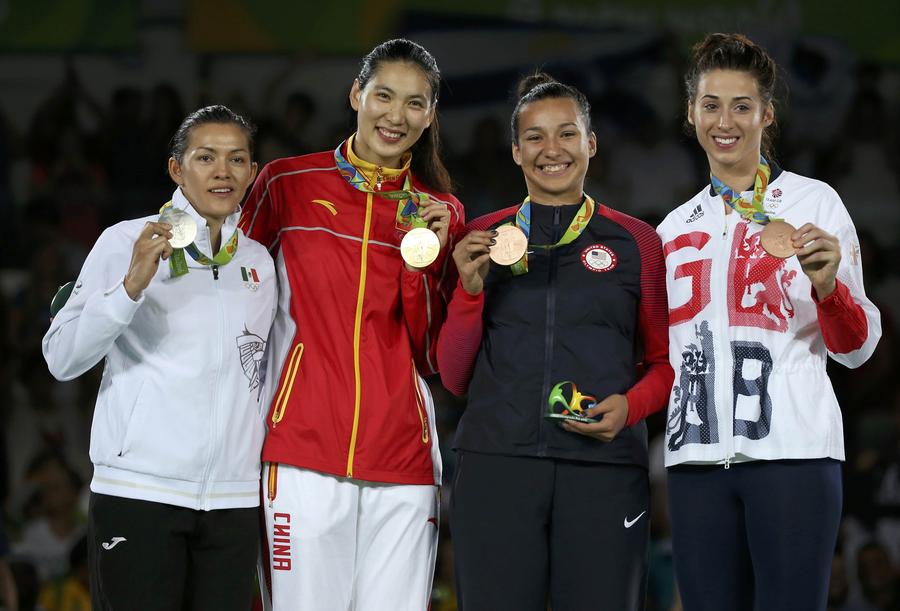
374, 84, 428, 102
196, 146, 249, 153
700, 94, 755, 102
522, 122, 580, 132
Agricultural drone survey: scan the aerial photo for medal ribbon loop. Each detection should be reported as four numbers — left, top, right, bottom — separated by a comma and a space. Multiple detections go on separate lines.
507, 195, 595, 275
334, 141, 429, 230
160, 201, 239, 278
710, 156, 772, 224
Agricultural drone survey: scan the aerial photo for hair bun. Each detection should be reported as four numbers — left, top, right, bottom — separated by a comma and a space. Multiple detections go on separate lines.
516, 72, 557, 99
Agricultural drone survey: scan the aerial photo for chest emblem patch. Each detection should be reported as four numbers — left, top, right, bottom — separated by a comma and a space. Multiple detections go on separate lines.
581, 244, 617, 273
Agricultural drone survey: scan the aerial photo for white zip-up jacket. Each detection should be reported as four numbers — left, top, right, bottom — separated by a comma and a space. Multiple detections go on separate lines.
657, 169, 881, 467
42, 188, 276, 510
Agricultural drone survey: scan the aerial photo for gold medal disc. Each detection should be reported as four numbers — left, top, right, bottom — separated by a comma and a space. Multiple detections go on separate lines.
400, 227, 440, 268
490, 225, 528, 266
159, 208, 198, 249
760, 221, 797, 259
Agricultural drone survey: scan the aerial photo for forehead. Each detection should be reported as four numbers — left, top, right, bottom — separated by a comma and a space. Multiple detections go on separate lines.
186, 122, 250, 149
696, 69, 761, 98
519, 97, 584, 128
366, 61, 433, 98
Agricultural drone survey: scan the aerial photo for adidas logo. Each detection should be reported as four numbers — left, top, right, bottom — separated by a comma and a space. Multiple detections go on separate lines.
686, 204, 704, 223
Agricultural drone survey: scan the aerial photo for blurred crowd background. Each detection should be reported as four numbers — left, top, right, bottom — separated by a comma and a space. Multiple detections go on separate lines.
1, 1, 899, 609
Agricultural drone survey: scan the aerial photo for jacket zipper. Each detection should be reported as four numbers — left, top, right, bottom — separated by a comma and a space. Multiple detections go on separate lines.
199, 250, 225, 509
267, 462, 279, 507
538, 206, 562, 456
719, 209, 736, 468
346, 192, 374, 477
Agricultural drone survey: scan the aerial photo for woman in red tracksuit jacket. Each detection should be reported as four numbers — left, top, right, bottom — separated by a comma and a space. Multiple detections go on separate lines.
239, 39, 464, 610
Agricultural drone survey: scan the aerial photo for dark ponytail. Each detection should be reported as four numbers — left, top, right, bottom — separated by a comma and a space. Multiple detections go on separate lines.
357, 39, 452, 194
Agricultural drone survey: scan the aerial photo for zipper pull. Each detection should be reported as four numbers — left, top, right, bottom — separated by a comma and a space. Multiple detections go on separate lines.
212, 265, 219, 280
724, 457, 731, 470
376, 167, 383, 191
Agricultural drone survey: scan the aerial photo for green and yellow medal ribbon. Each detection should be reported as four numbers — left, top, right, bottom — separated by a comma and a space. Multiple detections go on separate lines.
506, 194, 595, 275
710, 156, 773, 224
334, 141, 429, 231
160, 201, 239, 278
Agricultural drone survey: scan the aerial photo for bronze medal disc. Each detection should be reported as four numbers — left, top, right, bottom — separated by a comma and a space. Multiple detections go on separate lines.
400, 227, 440, 268
760, 221, 797, 259
159, 208, 198, 249
490, 225, 528, 266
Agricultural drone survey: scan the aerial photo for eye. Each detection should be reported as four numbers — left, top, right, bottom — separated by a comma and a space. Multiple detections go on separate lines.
526, 134, 542, 142
735, 104, 751, 113
703, 103, 718, 112
376, 92, 390, 101
561, 131, 577, 138
198, 154, 213, 162
409, 100, 425, 109
231, 156, 246, 164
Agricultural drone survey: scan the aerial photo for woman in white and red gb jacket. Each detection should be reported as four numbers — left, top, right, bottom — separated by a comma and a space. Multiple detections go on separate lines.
238, 39, 464, 610
657, 34, 881, 611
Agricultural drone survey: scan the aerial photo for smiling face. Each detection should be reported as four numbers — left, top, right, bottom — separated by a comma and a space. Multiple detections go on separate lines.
512, 96, 597, 204
349, 60, 435, 168
167, 122, 258, 227
688, 68, 774, 181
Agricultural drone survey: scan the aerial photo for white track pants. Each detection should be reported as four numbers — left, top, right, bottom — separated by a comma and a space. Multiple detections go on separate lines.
261, 464, 440, 611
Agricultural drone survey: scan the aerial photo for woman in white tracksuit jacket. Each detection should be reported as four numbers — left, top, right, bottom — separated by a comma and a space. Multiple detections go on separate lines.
42, 105, 275, 611
657, 34, 881, 611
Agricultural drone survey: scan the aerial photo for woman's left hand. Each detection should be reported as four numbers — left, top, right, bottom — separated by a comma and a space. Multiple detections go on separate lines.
792, 223, 841, 300
561, 394, 629, 442
418, 201, 451, 249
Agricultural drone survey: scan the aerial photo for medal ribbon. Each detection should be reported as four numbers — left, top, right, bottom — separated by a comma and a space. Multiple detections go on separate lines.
506, 194, 595, 275
710, 156, 772, 224
159, 201, 239, 278
334, 142, 428, 230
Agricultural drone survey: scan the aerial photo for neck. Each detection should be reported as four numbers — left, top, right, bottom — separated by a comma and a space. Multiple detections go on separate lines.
710, 155, 761, 192
350, 134, 403, 169
206, 219, 223, 252
528, 189, 584, 207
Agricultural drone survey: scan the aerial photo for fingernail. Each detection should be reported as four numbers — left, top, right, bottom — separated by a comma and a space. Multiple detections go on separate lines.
491, 230, 498, 236
490, 239, 496, 245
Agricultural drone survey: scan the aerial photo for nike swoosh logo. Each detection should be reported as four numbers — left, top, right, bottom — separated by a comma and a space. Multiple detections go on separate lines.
624, 511, 646, 529
101, 536, 127, 550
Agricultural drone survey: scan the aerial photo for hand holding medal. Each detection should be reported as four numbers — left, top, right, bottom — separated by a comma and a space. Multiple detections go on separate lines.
400, 200, 449, 269
790, 222, 842, 299
123, 221, 175, 300
452, 231, 495, 295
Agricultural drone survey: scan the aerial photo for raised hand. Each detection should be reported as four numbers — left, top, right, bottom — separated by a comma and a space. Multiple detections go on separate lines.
123, 222, 174, 300
792, 223, 841, 300
452, 230, 495, 296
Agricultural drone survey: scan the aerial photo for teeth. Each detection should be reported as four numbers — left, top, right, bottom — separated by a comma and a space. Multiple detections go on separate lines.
379, 128, 402, 139
542, 163, 568, 173
210, 188, 232, 193
715, 137, 736, 145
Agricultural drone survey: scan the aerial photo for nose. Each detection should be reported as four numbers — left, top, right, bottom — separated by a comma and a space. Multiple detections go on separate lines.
718, 110, 732, 129
213, 156, 230, 178
385, 100, 402, 125
544, 134, 562, 156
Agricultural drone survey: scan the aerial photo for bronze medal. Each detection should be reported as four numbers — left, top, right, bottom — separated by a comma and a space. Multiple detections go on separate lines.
760, 221, 797, 259
490, 225, 528, 266
400, 227, 440, 268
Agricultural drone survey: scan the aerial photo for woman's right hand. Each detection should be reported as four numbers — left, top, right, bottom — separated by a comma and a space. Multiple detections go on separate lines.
453, 230, 495, 296
123, 222, 174, 301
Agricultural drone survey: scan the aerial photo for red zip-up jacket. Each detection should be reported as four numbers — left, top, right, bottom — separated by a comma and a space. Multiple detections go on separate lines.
239, 142, 464, 486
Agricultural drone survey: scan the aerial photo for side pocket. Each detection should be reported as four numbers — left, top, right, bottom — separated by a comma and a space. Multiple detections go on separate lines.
117, 380, 147, 457
271, 343, 303, 428
411, 359, 429, 444
266, 462, 279, 506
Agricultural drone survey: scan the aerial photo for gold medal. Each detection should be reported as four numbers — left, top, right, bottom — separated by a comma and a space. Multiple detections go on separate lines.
490, 225, 528, 266
760, 221, 797, 259
159, 208, 198, 249
400, 227, 440, 268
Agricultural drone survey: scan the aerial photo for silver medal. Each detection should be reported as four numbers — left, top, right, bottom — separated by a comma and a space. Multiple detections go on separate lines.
159, 208, 197, 249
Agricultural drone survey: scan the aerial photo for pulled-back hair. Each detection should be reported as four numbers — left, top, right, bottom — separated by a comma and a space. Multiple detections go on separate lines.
169, 105, 256, 164
510, 72, 592, 143
685, 33, 779, 159
357, 39, 452, 193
